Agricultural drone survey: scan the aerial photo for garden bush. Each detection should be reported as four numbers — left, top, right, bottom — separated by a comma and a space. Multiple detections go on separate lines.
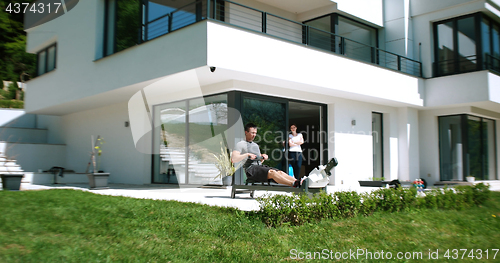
0, 99, 23, 108
254, 183, 491, 227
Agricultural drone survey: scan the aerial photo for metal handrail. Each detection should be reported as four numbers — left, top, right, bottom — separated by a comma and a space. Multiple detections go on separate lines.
211, 0, 422, 77
138, 0, 422, 77
434, 54, 500, 76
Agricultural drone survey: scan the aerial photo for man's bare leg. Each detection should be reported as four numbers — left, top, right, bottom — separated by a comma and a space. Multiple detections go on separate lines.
267, 170, 298, 187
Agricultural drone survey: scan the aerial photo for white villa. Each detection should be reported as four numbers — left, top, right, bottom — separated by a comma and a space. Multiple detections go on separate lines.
2, 0, 500, 189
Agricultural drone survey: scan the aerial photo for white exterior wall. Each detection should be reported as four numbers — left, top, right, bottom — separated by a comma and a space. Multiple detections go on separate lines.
335, 0, 383, 26
37, 115, 64, 144
0, 109, 64, 144
397, 107, 419, 181
383, 0, 414, 59
25, 0, 207, 115
62, 102, 151, 185
0, 109, 34, 128
207, 22, 423, 107
0, 142, 66, 172
331, 100, 400, 185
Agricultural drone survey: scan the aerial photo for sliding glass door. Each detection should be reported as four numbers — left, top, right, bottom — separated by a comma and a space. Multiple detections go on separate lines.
153, 94, 228, 185
439, 114, 497, 181
241, 95, 287, 172
153, 91, 327, 185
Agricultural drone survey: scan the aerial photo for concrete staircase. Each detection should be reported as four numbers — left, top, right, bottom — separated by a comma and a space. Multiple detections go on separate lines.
0, 109, 66, 175
0, 155, 23, 174
0, 150, 25, 187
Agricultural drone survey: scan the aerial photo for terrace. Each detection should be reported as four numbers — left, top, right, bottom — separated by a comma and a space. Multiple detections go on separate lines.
105, 0, 422, 77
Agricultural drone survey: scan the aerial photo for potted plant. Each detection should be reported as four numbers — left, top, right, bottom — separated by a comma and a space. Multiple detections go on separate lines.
466, 176, 475, 183
212, 143, 241, 186
86, 136, 110, 189
0, 151, 24, 191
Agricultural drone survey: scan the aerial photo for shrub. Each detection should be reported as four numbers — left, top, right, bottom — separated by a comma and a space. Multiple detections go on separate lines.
335, 191, 361, 218
359, 191, 378, 216
0, 99, 24, 108
254, 183, 491, 227
472, 182, 490, 204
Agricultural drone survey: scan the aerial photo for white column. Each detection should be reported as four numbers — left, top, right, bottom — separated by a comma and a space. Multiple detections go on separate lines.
398, 107, 419, 181
383, 0, 414, 59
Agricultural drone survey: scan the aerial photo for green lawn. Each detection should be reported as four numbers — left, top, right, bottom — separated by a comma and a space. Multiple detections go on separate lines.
1, 189, 499, 262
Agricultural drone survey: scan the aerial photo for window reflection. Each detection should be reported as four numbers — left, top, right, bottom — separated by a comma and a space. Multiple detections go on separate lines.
154, 94, 228, 185
439, 115, 497, 181
434, 13, 500, 76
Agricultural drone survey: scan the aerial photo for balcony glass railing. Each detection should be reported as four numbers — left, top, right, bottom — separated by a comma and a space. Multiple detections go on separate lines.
434, 54, 500, 76
139, 0, 422, 77
485, 54, 500, 74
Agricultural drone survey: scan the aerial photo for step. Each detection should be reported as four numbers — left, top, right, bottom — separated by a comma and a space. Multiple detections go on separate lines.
0, 127, 48, 144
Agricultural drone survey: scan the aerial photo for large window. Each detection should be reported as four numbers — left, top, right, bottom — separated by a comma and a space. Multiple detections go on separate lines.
372, 112, 383, 180
103, 0, 141, 55
36, 44, 56, 76
304, 14, 378, 63
153, 94, 228, 185
103, 0, 207, 57
439, 114, 497, 181
434, 13, 500, 76
152, 91, 327, 185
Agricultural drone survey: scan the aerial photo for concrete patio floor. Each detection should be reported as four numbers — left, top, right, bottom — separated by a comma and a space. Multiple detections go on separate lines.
18, 182, 375, 211
15, 181, 500, 211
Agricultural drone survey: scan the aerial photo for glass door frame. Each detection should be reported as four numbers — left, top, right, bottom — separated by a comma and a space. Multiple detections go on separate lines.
151, 90, 328, 184
151, 91, 229, 184
372, 112, 384, 180
230, 91, 328, 185
438, 114, 497, 181
230, 92, 289, 185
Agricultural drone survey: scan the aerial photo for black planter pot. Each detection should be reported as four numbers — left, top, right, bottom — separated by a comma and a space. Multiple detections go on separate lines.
358, 180, 384, 187
1, 174, 24, 191
87, 173, 110, 189
222, 176, 232, 186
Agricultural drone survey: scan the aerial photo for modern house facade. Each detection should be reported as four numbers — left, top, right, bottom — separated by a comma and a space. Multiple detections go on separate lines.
20, 0, 500, 188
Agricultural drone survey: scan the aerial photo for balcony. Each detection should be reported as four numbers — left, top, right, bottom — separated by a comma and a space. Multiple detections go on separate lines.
433, 12, 500, 78
112, 0, 422, 77
434, 54, 500, 77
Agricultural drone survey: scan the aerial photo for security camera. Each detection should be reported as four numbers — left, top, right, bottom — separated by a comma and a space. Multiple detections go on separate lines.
210, 66, 216, 72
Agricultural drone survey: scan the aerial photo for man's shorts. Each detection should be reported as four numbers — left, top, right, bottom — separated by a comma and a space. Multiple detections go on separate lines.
245, 165, 277, 182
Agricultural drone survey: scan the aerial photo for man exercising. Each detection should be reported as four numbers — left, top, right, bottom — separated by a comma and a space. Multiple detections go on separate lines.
231, 123, 302, 187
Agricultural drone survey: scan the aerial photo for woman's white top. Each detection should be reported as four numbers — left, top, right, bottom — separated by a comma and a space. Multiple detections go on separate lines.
289, 133, 303, 152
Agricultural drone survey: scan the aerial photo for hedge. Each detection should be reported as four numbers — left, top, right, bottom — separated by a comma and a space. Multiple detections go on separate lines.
253, 183, 491, 227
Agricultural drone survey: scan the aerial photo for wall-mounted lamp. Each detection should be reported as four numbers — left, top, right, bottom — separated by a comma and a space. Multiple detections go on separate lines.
351, 119, 356, 126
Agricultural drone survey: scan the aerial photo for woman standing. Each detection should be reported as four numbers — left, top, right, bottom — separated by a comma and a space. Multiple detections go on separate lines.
288, 124, 304, 179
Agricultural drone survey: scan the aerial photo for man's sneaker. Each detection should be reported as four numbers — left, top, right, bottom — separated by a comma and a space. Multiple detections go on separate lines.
293, 177, 308, 188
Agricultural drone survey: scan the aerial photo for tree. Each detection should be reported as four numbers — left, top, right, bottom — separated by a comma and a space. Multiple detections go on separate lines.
0, 0, 36, 90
